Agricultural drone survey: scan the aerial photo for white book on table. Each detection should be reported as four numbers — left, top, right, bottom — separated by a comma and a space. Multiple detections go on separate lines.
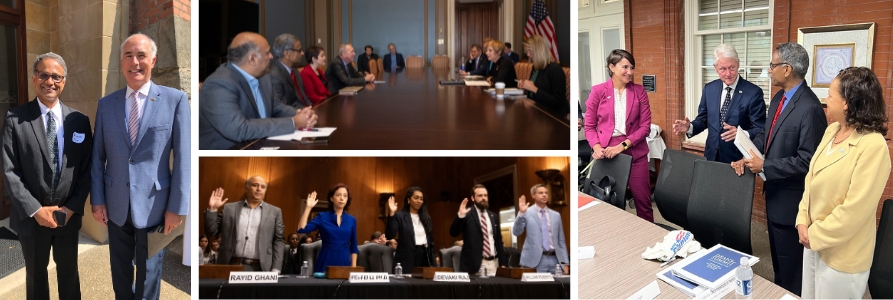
733, 126, 767, 180
464, 80, 491, 86
267, 127, 337, 141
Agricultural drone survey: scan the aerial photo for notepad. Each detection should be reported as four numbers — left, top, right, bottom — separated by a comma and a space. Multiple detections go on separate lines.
267, 127, 337, 141
464, 80, 491, 86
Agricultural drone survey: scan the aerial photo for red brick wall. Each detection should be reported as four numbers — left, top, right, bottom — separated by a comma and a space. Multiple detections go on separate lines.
131, 0, 191, 33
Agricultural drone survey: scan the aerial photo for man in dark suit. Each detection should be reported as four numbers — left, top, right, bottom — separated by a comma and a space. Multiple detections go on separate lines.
449, 184, 507, 275
282, 233, 301, 274
503, 42, 520, 64
326, 44, 375, 94
356, 45, 378, 74
205, 176, 286, 272
2, 52, 92, 300
382, 43, 405, 70
269, 33, 311, 108
672, 44, 767, 163
199, 32, 317, 150
461, 44, 487, 76
733, 42, 827, 296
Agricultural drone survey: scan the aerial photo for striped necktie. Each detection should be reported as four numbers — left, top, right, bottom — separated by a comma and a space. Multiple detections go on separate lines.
128, 90, 140, 145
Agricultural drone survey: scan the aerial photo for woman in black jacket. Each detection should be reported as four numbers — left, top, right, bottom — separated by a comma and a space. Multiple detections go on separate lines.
484, 40, 517, 88
517, 35, 568, 114
386, 187, 435, 272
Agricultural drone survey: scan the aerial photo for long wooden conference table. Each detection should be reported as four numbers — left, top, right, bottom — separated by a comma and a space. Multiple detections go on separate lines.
232, 68, 570, 150
578, 195, 797, 299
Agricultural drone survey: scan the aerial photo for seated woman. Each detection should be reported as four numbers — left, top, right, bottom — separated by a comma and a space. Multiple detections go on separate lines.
198, 235, 212, 265
297, 184, 359, 273
356, 45, 378, 74
300, 45, 331, 106
484, 40, 517, 87
386, 187, 435, 273
517, 35, 568, 115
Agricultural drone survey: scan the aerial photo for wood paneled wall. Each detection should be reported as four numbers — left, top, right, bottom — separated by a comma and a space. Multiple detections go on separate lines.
455, 2, 500, 62
198, 157, 571, 257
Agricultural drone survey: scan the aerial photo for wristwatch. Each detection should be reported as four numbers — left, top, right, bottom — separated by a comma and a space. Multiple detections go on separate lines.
621, 141, 630, 150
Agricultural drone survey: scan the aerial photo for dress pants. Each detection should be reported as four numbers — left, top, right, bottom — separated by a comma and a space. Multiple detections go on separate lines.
534, 253, 559, 273
607, 136, 654, 222
107, 211, 164, 300
19, 226, 81, 300
801, 248, 870, 299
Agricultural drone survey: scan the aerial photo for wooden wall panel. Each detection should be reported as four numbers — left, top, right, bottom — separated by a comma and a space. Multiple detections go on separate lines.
455, 2, 500, 62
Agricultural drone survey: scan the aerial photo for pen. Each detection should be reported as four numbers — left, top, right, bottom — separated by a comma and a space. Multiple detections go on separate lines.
299, 128, 319, 132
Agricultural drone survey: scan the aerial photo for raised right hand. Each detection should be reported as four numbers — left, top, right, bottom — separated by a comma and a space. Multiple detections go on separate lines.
34, 206, 60, 228
672, 118, 691, 135
306, 191, 318, 209
387, 196, 398, 216
457, 198, 473, 218
208, 187, 228, 210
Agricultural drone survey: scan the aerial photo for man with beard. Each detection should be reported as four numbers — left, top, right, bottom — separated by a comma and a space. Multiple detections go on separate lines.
449, 184, 507, 275
199, 32, 318, 150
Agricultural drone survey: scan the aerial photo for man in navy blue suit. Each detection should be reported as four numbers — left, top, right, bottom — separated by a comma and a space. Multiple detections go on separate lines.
672, 44, 766, 163
382, 43, 405, 71
503, 42, 520, 64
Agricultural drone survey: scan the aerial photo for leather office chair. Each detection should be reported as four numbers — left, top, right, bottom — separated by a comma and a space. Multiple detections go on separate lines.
504, 247, 521, 268
869, 199, 893, 298
440, 246, 461, 272
357, 243, 395, 273
587, 153, 632, 210
431, 55, 450, 69
300, 240, 322, 273
687, 160, 755, 254
514, 62, 532, 81
652, 149, 704, 230
368, 59, 381, 79
562, 66, 570, 103
406, 56, 425, 68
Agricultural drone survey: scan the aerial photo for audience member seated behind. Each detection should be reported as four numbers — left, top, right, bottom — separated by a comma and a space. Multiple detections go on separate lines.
517, 35, 568, 114
300, 46, 331, 106
484, 40, 517, 88
356, 45, 379, 74
367, 231, 387, 245
198, 32, 318, 150
282, 233, 302, 274
503, 42, 520, 64
382, 43, 405, 70
325, 44, 374, 94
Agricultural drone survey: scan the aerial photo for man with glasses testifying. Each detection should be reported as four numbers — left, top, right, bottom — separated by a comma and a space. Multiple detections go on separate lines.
2, 52, 93, 300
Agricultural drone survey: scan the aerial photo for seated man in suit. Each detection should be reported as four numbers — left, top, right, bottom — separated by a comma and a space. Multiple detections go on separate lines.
449, 184, 507, 275
282, 233, 301, 274
671, 43, 766, 163
356, 45, 379, 74
512, 184, 569, 273
269, 33, 311, 108
325, 43, 374, 94
460, 44, 487, 76
503, 42, 520, 64
199, 32, 317, 150
205, 176, 285, 272
382, 43, 405, 71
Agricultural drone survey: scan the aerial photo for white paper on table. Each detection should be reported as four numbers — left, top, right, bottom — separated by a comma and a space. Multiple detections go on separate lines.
578, 246, 595, 259
780, 294, 798, 300
627, 280, 660, 300
373, 80, 386, 84
267, 127, 337, 141
464, 80, 491, 86
734, 126, 767, 180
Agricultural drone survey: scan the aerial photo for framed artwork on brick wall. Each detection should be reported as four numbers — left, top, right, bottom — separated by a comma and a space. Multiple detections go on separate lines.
798, 23, 875, 102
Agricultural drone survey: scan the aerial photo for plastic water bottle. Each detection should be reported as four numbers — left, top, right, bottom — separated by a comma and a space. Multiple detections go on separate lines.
300, 261, 309, 278
479, 265, 488, 277
395, 263, 403, 278
554, 264, 563, 277
735, 257, 753, 298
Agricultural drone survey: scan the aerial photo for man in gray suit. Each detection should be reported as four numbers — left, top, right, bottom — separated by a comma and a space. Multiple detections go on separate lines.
2, 52, 92, 300
325, 44, 374, 94
269, 33, 311, 108
205, 175, 285, 272
512, 184, 569, 273
199, 32, 317, 150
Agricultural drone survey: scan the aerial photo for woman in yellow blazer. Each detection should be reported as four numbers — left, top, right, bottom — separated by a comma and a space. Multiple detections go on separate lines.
796, 67, 890, 299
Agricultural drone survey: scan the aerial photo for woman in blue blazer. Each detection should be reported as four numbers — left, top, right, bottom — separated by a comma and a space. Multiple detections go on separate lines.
297, 183, 359, 273
386, 187, 435, 273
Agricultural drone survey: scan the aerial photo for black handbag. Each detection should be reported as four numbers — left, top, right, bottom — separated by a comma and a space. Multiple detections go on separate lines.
583, 175, 622, 209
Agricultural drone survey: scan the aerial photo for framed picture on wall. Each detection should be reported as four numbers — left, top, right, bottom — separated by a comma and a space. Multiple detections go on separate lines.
798, 22, 875, 102
812, 44, 855, 88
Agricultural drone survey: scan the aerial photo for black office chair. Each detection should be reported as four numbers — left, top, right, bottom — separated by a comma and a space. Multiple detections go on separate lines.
652, 149, 704, 230
587, 153, 632, 210
869, 199, 893, 298
300, 241, 322, 273
357, 243, 394, 273
504, 247, 521, 268
686, 160, 755, 255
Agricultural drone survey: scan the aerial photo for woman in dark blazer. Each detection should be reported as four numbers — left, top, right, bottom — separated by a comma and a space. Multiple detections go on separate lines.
300, 45, 331, 106
484, 40, 517, 88
385, 187, 435, 272
517, 35, 568, 114
356, 45, 378, 74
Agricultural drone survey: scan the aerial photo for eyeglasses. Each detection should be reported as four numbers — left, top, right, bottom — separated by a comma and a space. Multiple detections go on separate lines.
768, 62, 789, 70
288, 48, 303, 53
36, 72, 65, 83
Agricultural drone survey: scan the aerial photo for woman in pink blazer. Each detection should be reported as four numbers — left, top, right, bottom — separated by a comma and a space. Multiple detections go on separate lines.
584, 49, 653, 222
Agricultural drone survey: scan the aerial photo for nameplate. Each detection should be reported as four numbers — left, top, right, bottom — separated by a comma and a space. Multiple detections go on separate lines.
627, 280, 660, 300
433, 272, 471, 282
228, 271, 279, 284
520, 273, 554, 282
348, 272, 390, 283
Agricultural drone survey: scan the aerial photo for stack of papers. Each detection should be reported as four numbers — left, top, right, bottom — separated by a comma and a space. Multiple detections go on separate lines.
267, 127, 337, 141
462, 75, 484, 80
657, 244, 759, 298
734, 126, 766, 180
339, 86, 364, 95
464, 80, 491, 87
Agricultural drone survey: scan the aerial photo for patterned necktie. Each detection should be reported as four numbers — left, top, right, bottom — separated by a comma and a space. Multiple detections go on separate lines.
766, 95, 787, 152
720, 87, 732, 121
46, 111, 59, 191
480, 211, 491, 258
540, 209, 551, 251
128, 90, 140, 145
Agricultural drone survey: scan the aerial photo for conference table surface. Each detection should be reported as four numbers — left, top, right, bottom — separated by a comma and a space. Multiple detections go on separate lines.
578, 195, 798, 299
232, 67, 570, 150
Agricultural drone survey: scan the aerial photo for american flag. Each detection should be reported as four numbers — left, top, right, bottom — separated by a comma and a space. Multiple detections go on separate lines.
524, 0, 559, 62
